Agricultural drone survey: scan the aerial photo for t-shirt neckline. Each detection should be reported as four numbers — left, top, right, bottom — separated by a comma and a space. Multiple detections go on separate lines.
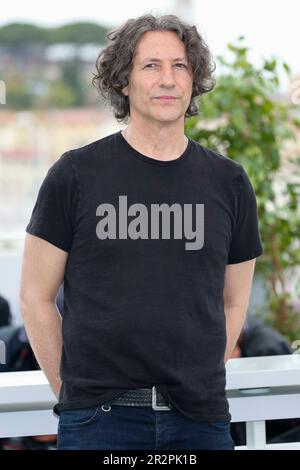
117, 130, 192, 167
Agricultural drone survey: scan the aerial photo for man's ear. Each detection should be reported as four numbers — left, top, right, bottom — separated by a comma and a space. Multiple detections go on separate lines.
122, 85, 129, 96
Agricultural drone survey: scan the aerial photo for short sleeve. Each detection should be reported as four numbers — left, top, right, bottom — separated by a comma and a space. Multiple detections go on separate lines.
25, 151, 78, 253
227, 166, 263, 264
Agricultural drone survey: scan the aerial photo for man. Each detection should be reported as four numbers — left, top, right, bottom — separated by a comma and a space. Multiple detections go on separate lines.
20, 14, 263, 450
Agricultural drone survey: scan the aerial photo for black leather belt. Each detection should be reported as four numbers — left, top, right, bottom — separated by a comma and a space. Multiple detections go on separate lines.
107, 386, 173, 411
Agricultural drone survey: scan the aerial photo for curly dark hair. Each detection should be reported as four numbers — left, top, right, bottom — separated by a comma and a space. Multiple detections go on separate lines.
92, 14, 216, 123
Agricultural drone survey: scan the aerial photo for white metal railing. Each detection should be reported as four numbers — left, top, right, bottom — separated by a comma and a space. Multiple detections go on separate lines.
226, 354, 300, 449
1, 354, 300, 449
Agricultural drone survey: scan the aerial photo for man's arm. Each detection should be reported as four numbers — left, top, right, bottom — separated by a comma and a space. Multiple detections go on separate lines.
19, 233, 68, 399
223, 258, 257, 363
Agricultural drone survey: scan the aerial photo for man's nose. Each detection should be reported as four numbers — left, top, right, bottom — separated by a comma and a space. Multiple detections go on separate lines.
158, 66, 176, 87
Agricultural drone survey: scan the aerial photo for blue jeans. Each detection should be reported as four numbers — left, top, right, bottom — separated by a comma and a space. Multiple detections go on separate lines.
56, 403, 235, 450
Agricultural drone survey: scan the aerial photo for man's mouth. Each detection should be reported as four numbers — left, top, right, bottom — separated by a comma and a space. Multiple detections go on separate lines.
155, 96, 178, 101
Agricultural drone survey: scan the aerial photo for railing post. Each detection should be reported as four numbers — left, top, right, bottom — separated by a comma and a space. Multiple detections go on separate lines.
246, 420, 266, 449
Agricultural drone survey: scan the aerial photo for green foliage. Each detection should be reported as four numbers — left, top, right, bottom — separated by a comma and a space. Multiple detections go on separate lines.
48, 22, 107, 45
0, 22, 107, 109
46, 82, 77, 108
0, 22, 107, 46
61, 60, 84, 106
0, 23, 48, 46
6, 79, 34, 108
185, 37, 300, 342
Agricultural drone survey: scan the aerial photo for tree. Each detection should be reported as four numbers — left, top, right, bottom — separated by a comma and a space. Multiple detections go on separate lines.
185, 37, 300, 341
0, 22, 107, 46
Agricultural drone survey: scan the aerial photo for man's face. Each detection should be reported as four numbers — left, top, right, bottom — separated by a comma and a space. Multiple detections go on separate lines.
122, 31, 193, 125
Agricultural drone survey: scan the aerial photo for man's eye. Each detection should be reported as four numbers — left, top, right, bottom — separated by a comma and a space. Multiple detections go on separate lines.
144, 63, 187, 69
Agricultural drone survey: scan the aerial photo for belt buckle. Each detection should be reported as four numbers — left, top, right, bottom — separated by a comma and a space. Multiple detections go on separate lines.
152, 386, 172, 411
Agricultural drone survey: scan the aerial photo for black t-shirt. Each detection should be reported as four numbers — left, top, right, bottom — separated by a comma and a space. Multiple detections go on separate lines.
25, 130, 263, 422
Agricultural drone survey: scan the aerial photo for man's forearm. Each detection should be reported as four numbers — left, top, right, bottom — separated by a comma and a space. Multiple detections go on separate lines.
224, 304, 248, 363
20, 300, 63, 399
